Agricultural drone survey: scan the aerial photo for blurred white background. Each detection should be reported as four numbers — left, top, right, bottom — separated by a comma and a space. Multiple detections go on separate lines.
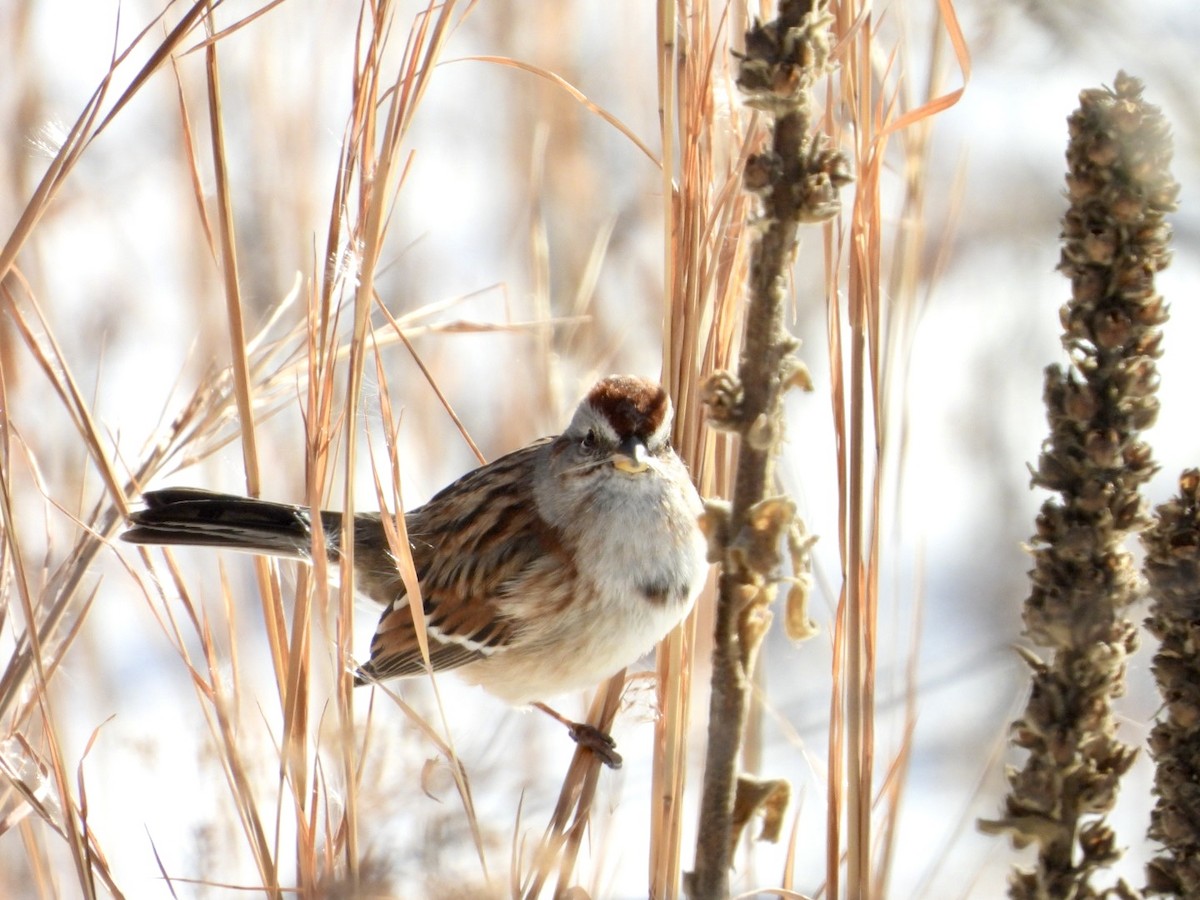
2, 0, 1198, 896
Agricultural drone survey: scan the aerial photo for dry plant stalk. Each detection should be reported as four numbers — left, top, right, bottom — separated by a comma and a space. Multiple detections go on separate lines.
2, 0, 477, 894
0, 271, 312, 897
650, 0, 756, 894
1143, 470, 1200, 896
686, 1, 849, 896
819, 2, 968, 895
980, 72, 1177, 899
0, 4, 266, 893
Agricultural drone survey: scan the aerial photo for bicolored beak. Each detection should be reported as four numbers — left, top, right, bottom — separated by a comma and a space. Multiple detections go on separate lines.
612, 436, 651, 474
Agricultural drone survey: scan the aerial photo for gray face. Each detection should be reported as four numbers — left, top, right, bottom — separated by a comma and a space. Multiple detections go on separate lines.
533, 376, 676, 524
552, 377, 672, 471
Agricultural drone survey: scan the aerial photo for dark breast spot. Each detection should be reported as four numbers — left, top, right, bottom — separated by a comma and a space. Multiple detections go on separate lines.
639, 580, 682, 605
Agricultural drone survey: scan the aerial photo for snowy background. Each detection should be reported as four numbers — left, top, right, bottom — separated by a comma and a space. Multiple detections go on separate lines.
1, 0, 1198, 896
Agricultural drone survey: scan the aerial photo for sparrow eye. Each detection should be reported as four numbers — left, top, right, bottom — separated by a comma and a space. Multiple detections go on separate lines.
581, 429, 597, 451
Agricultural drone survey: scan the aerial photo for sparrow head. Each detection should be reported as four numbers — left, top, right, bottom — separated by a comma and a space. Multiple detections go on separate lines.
533, 376, 677, 525
561, 375, 672, 473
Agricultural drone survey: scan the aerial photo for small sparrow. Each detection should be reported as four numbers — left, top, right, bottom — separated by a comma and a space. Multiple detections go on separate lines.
122, 375, 708, 767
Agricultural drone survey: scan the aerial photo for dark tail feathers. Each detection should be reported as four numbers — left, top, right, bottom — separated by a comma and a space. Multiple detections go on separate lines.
122, 488, 342, 559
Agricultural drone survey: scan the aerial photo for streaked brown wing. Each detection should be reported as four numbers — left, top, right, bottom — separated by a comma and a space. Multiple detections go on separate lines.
355, 440, 564, 683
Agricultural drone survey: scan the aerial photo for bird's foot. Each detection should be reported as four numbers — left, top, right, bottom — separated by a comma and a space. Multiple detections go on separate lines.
532, 701, 623, 769
565, 722, 623, 769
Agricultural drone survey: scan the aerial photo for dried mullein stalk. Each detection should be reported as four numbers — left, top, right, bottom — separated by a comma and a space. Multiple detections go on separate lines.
980, 72, 1177, 900
1143, 470, 1200, 896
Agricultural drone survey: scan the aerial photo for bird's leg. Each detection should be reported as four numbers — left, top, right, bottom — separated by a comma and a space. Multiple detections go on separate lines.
532, 701, 623, 769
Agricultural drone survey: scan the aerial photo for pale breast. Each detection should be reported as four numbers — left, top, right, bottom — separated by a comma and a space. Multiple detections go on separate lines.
459, 463, 707, 705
